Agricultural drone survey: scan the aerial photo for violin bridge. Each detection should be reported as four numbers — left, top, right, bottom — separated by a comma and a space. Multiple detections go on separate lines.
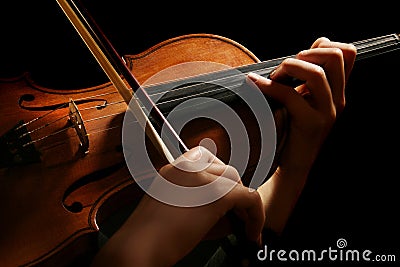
68, 99, 89, 155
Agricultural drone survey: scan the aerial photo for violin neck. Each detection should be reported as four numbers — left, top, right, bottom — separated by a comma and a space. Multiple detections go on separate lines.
146, 33, 400, 119
352, 33, 400, 61
239, 33, 400, 79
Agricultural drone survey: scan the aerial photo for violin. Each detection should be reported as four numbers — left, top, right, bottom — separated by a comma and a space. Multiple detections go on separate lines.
1, 0, 399, 265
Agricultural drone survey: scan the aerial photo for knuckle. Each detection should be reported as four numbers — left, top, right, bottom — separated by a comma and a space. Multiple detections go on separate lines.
314, 37, 331, 47
348, 44, 357, 56
331, 47, 344, 59
225, 165, 241, 181
281, 57, 295, 67
311, 65, 326, 80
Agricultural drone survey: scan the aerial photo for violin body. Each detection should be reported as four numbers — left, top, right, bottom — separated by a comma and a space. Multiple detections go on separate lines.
0, 73, 138, 266
0, 34, 288, 266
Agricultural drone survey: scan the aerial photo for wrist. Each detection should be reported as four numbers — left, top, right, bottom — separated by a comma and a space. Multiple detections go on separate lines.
257, 166, 309, 234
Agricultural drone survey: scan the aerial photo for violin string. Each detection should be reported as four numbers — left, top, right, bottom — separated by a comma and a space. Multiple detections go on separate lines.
19, 113, 70, 139
31, 33, 396, 132
73, 90, 118, 101
79, 99, 125, 111
87, 124, 121, 135
84, 112, 122, 123
17, 97, 124, 141
143, 34, 400, 102
17, 88, 124, 132
19, 34, 400, 148
15, 102, 69, 131
22, 125, 75, 147
12, 46, 365, 146
21, 73, 239, 141
18, 66, 266, 147
351, 34, 394, 46
18, 109, 115, 146
23, 80, 246, 149
74, 33, 397, 131
19, 107, 126, 147
15, 76, 219, 143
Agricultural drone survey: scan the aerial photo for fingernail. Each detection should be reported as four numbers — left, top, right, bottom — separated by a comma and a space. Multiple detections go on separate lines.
247, 72, 262, 82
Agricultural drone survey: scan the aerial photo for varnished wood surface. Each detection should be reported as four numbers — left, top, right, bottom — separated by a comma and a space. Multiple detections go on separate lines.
1, 1, 399, 266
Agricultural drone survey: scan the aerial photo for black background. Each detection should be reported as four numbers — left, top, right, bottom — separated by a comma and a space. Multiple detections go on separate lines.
1, 0, 399, 266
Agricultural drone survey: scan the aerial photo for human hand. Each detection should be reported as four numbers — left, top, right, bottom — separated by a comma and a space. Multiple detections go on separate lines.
249, 37, 357, 174
91, 146, 264, 267
247, 38, 357, 233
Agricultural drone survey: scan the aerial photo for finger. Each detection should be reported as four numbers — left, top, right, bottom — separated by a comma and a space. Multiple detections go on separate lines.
312, 38, 357, 82
310, 36, 331, 48
271, 58, 334, 114
207, 164, 242, 183
159, 163, 237, 188
172, 146, 224, 172
178, 146, 241, 183
247, 71, 322, 119
296, 48, 346, 112
187, 146, 225, 165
